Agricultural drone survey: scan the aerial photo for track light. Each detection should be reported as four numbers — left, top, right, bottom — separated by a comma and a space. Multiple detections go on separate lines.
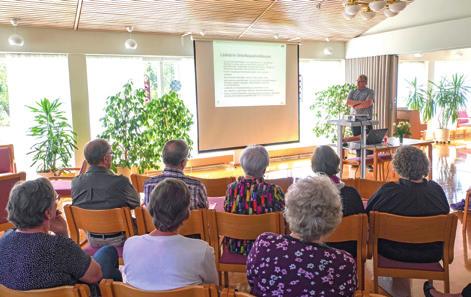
8, 18, 24, 47
124, 26, 137, 50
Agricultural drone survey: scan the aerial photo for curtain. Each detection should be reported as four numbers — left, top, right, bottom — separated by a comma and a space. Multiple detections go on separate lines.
346, 55, 399, 134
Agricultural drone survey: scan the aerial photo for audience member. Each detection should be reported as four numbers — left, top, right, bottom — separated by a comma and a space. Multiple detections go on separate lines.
424, 281, 471, 297
366, 145, 450, 263
224, 145, 285, 255
124, 178, 217, 290
0, 178, 121, 295
247, 176, 357, 297
71, 139, 139, 248
311, 145, 364, 256
143, 140, 208, 209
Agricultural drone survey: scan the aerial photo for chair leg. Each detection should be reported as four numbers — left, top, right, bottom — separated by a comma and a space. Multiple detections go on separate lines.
464, 193, 470, 232
224, 272, 229, 288
444, 277, 450, 294
373, 274, 378, 293
218, 272, 223, 287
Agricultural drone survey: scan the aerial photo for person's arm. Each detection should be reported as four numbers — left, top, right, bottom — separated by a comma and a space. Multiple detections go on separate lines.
200, 246, 219, 284
353, 99, 373, 109
273, 185, 285, 211
120, 178, 140, 208
196, 184, 209, 209
50, 210, 69, 237
79, 259, 103, 284
347, 99, 362, 108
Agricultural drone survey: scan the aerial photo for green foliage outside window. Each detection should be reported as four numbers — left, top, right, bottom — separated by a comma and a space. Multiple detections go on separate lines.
310, 83, 356, 142
0, 64, 9, 126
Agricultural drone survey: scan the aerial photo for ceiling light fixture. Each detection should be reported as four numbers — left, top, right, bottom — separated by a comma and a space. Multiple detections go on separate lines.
413, 53, 423, 58
274, 34, 280, 40
199, 30, 205, 37
288, 37, 301, 42
323, 47, 333, 56
8, 18, 24, 47
343, 0, 409, 19
124, 26, 137, 50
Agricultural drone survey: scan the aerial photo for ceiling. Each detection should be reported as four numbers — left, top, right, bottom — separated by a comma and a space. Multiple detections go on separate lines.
0, 0, 393, 41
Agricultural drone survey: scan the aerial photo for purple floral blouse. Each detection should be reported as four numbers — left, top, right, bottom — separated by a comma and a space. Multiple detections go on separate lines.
247, 232, 357, 297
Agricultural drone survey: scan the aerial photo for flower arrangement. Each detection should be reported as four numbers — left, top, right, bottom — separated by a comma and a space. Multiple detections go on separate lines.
393, 121, 411, 143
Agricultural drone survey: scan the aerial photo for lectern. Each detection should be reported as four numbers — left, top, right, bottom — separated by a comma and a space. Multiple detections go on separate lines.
328, 118, 378, 178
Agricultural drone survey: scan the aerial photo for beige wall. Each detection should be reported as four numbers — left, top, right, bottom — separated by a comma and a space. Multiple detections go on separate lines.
0, 25, 345, 165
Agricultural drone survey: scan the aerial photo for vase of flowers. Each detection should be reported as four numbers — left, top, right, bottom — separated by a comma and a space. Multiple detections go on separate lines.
394, 121, 412, 144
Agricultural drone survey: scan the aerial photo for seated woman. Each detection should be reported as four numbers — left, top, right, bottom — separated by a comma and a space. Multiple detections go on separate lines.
247, 176, 357, 297
123, 178, 218, 290
224, 145, 285, 255
311, 145, 365, 256
0, 178, 121, 295
366, 145, 450, 263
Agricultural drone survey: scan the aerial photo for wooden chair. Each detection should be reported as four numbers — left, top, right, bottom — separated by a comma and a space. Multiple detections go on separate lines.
207, 210, 285, 287
369, 211, 458, 293
342, 178, 387, 200
462, 189, 471, 232
135, 207, 210, 242
0, 284, 90, 297
324, 214, 368, 290
49, 160, 88, 180
99, 279, 218, 297
265, 177, 294, 193
354, 292, 388, 297
0, 144, 16, 174
0, 172, 26, 232
342, 153, 392, 181
220, 288, 255, 297
64, 205, 135, 262
130, 173, 152, 193
193, 177, 236, 197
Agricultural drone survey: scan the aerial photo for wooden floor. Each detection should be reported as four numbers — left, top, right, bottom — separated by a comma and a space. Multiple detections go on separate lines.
195, 141, 471, 297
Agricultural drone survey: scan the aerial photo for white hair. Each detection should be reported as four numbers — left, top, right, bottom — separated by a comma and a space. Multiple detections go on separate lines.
240, 145, 269, 178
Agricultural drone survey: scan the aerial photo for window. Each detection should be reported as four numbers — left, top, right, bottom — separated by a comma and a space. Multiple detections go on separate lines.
299, 59, 345, 144
87, 56, 197, 146
0, 54, 73, 177
0, 59, 9, 127
397, 61, 428, 108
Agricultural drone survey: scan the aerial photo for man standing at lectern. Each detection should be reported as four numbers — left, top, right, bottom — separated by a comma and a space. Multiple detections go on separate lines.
347, 74, 375, 137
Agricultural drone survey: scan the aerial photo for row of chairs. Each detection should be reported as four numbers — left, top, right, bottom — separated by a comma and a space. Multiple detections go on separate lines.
0, 281, 388, 297
63, 205, 457, 293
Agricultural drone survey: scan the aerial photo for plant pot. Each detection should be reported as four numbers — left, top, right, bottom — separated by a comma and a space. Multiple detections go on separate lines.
37, 171, 59, 178
434, 128, 450, 142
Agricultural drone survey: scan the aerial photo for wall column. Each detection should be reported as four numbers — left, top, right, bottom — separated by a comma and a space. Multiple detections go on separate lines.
68, 54, 91, 167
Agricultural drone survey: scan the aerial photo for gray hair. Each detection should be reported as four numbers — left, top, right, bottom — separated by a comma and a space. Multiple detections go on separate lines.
393, 145, 429, 180
148, 178, 190, 232
240, 145, 269, 178
284, 176, 342, 242
84, 139, 111, 165
311, 145, 340, 176
162, 140, 189, 167
7, 178, 56, 229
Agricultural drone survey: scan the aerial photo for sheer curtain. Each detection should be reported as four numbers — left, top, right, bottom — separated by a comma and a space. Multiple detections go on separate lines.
0, 54, 72, 177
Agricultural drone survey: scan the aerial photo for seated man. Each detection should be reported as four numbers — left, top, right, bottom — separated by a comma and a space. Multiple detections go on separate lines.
72, 139, 140, 247
143, 140, 208, 209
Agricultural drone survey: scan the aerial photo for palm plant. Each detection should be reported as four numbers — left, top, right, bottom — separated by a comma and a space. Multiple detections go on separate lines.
27, 98, 77, 173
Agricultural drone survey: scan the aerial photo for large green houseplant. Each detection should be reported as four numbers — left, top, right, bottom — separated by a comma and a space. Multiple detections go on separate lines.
27, 98, 77, 175
310, 83, 355, 142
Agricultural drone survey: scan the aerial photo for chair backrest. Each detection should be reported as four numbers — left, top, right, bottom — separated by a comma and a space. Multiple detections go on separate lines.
369, 211, 458, 265
0, 172, 26, 224
130, 174, 152, 193
342, 178, 387, 200
0, 144, 16, 174
192, 176, 236, 197
265, 177, 294, 193
208, 210, 284, 259
99, 279, 218, 297
220, 288, 255, 297
135, 207, 209, 242
64, 205, 134, 244
325, 214, 368, 261
354, 291, 388, 297
0, 284, 90, 297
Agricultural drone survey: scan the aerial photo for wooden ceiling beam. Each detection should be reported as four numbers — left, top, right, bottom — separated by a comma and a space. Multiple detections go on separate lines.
73, 0, 83, 30
238, 0, 278, 39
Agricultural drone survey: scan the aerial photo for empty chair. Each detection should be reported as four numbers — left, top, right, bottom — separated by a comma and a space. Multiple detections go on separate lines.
324, 214, 368, 290
130, 173, 151, 193
265, 176, 293, 193
193, 176, 236, 197
369, 211, 458, 293
0, 284, 90, 297
220, 288, 255, 297
0, 144, 16, 174
461, 189, 471, 232
0, 172, 26, 232
342, 178, 387, 200
134, 207, 209, 242
99, 280, 218, 297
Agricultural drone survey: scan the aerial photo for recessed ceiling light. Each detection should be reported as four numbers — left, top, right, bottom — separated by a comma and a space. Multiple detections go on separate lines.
274, 34, 280, 40
413, 53, 423, 58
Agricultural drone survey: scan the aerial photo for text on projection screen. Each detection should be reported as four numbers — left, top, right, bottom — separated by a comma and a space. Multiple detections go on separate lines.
213, 40, 287, 107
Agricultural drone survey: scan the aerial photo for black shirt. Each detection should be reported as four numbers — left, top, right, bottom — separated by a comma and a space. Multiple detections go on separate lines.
71, 166, 140, 210
366, 178, 450, 263
0, 230, 91, 290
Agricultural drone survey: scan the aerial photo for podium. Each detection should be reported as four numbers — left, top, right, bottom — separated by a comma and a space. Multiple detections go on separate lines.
328, 119, 378, 179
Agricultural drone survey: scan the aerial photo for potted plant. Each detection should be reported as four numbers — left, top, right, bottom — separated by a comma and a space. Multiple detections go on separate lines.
27, 98, 77, 176
393, 121, 411, 144
310, 83, 356, 142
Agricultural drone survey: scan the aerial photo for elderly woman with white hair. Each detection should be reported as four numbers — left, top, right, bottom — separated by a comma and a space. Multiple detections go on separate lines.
224, 145, 285, 255
247, 176, 357, 297
366, 145, 450, 263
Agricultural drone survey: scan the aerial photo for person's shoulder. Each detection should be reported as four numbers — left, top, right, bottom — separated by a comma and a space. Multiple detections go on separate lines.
181, 175, 205, 187
341, 185, 360, 195
123, 235, 146, 249
329, 246, 356, 266
256, 232, 285, 244
52, 234, 82, 250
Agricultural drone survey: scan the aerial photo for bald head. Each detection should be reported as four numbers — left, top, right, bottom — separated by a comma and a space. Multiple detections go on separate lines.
162, 140, 189, 168
84, 139, 111, 166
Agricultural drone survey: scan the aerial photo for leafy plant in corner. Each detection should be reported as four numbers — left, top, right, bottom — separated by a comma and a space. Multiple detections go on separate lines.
310, 83, 355, 142
27, 98, 77, 173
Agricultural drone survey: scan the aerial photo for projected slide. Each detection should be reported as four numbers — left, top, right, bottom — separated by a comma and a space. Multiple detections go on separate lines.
213, 40, 286, 107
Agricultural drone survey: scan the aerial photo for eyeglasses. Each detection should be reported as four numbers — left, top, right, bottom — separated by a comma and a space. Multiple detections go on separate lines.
357, 80, 367, 83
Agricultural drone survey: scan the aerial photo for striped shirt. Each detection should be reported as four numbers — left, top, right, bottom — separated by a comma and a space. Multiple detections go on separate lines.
224, 177, 285, 255
143, 168, 209, 209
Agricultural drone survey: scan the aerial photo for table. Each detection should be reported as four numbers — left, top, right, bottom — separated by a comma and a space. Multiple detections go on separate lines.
208, 196, 225, 212
50, 179, 72, 198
